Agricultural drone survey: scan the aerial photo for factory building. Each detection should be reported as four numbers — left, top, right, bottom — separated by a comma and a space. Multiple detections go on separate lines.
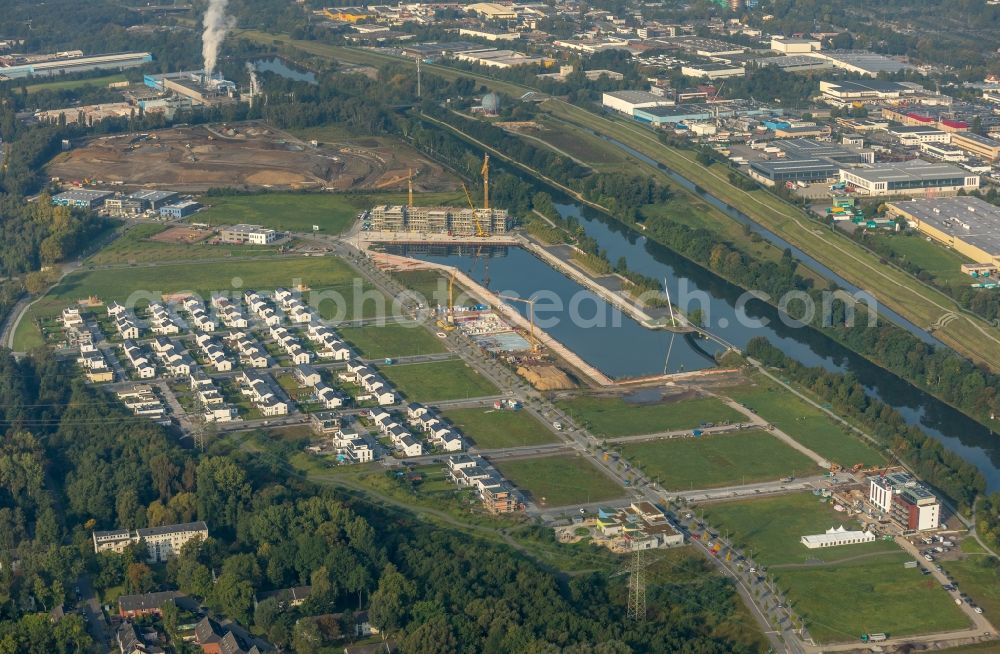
0, 51, 152, 80
601, 90, 673, 115
886, 196, 1000, 265
839, 161, 979, 197
370, 206, 509, 235
680, 62, 744, 80
35, 102, 133, 125
52, 189, 113, 209
770, 37, 821, 54
128, 190, 180, 210
950, 132, 1000, 161
143, 71, 238, 106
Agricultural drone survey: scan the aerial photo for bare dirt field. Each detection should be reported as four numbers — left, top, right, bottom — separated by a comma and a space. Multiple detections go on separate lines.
149, 226, 213, 244
47, 123, 457, 193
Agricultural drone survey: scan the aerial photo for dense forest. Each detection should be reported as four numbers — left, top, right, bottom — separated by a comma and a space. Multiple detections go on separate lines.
0, 350, 764, 653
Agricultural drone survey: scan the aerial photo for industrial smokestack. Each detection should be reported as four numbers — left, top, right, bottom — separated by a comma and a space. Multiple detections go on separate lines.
202, 0, 235, 78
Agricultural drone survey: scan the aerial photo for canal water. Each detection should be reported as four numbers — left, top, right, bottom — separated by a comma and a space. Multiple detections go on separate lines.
386, 192, 1000, 492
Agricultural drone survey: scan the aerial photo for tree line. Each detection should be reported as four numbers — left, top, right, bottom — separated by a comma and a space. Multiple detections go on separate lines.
746, 337, 986, 512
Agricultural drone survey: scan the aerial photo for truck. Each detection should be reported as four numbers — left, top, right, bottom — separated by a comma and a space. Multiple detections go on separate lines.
861, 633, 887, 643
552, 421, 563, 431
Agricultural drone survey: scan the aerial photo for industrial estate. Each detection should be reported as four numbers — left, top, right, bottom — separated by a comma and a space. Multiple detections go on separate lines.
6, 0, 1000, 653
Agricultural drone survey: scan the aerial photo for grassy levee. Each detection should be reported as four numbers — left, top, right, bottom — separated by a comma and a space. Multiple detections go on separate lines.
542, 101, 1000, 370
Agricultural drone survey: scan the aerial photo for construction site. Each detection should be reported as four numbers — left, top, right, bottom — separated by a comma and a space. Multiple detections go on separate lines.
47, 123, 458, 193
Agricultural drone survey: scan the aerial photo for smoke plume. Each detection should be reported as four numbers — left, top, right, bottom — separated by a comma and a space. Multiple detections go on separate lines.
202, 0, 235, 77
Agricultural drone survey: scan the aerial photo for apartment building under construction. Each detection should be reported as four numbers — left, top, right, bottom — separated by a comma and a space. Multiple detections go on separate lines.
370, 205, 509, 235
369, 155, 510, 235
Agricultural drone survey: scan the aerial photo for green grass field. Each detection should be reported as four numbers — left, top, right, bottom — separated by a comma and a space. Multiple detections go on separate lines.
24, 73, 128, 94
195, 191, 467, 234
702, 493, 899, 566
14, 256, 380, 350
723, 380, 885, 467
195, 193, 372, 233
495, 454, 625, 506
338, 322, 446, 358
701, 493, 970, 643
557, 395, 744, 439
380, 359, 498, 402
866, 232, 972, 287
86, 223, 287, 265
940, 550, 1000, 621
441, 407, 558, 449
620, 430, 820, 490
778, 554, 971, 644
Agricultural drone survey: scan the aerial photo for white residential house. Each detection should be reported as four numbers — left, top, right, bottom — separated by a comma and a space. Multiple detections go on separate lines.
107, 301, 126, 318
294, 365, 322, 387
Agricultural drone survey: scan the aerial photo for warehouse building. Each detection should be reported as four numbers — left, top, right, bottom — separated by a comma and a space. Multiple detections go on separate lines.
680, 62, 744, 80
454, 49, 552, 69
158, 200, 201, 219
950, 132, 1000, 161
52, 189, 113, 209
803, 51, 915, 77
819, 80, 923, 106
632, 103, 776, 126
888, 126, 950, 146
601, 90, 673, 115
752, 55, 833, 73
128, 190, 180, 210
0, 51, 152, 80
839, 161, 979, 197
885, 196, 1000, 265
770, 37, 821, 54
749, 158, 841, 186
773, 138, 874, 164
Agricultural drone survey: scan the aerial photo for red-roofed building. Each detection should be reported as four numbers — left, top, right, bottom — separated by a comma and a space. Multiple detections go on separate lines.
938, 119, 969, 132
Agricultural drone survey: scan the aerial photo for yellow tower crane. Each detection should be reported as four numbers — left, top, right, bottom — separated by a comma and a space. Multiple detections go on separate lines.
481, 153, 490, 210
462, 183, 488, 238
407, 168, 414, 209
497, 294, 539, 352
436, 269, 457, 331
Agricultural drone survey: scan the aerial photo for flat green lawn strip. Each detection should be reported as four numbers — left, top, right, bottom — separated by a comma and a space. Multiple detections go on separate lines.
867, 232, 972, 287
724, 381, 885, 467
557, 395, 744, 438
196, 193, 371, 233
702, 493, 899, 566
495, 454, 625, 506
86, 223, 286, 265
440, 407, 558, 449
24, 73, 127, 93
779, 555, 970, 644
339, 322, 445, 358
620, 431, 820, 490
380, 359, 498, 402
